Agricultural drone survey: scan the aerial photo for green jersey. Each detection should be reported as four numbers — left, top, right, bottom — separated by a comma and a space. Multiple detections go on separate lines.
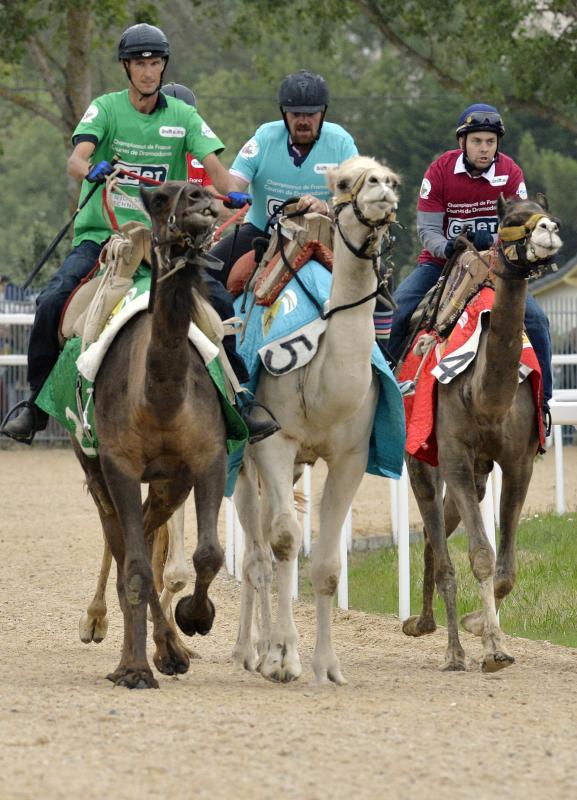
71, 90, 224, 246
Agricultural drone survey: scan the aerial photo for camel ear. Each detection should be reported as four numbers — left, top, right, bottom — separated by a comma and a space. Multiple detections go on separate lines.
497, 193, 508, 219
326, 166, 339, 195
140, 186, 168, 215
140, 186, 155, 214
535, 192, 549, 212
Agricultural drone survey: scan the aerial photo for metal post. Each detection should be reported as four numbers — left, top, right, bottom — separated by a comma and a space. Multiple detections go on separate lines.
397, 464, 410, 621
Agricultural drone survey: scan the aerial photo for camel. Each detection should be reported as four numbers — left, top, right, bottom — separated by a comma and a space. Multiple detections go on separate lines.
72, 181, 228, 688
401, 194, 562, 671
227, 156, 402, 685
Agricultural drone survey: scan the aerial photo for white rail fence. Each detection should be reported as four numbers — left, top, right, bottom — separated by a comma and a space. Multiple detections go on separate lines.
2, 313, 577, 620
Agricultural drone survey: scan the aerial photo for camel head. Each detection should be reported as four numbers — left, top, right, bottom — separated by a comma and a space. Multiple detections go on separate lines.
497, 193, 562, 272
328, 156, 400, 227
140, 181, 218, 251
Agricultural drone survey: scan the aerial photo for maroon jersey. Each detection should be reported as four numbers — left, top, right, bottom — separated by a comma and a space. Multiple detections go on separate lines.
417, 149, 527, 266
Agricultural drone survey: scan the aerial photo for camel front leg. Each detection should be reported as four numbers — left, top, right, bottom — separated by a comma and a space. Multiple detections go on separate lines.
174, 457, 225, 640
406, 455, 466, 670
441, 457, 514, 673
232, 455, 273, 672
79, 536, 112, 644
251, 436, 301, 683
311, 449, 366, 686
100, 454, 158, 689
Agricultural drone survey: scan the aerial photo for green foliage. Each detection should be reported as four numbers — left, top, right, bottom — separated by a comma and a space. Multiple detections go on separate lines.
336, 512, 577, 648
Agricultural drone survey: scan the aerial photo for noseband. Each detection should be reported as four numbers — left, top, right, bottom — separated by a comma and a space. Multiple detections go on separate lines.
148, 186, 215, 312
496, 212, 559, 280
332, 171, 397, 260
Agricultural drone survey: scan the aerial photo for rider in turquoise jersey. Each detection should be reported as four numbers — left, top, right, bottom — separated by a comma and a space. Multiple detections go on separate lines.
1, 23, 277, 443
209, 70, 358, 282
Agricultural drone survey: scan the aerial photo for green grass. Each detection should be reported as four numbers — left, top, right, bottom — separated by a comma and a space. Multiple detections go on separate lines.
300, 513, 577, 647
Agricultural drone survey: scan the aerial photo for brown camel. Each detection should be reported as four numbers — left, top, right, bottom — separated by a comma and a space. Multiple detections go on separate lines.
73, 182, 227, 689
402, 195, 562, 672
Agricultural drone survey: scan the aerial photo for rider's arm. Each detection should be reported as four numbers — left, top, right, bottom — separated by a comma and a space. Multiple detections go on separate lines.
201, 153, 249, 195
417, 210, 450, 259
67, 141, 97, 182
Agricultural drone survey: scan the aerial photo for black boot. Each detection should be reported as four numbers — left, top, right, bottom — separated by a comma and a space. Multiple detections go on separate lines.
236, 394, 281, 444
0, 400, 48, 445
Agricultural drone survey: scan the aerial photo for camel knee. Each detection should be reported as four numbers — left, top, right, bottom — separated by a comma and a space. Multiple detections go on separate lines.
494, 570, 516, 599
124, 559, 153, 606
270, 512, 301, 562
193, 543, 224, 580
469, 546, 495, 582
311, 560, 340, 597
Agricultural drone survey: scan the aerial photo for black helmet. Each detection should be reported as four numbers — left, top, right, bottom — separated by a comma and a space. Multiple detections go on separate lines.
278, 70, 329, 113
456, 103, 505, 138
162, 82, 196, 107
118, 23, 170, 60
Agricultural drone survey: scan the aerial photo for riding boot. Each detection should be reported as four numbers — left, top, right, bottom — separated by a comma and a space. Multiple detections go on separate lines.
235, 391, 281, 444
1, 396, 48, 444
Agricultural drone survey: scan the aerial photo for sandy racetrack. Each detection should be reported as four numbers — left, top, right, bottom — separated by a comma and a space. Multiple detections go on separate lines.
1, 448, 577, 799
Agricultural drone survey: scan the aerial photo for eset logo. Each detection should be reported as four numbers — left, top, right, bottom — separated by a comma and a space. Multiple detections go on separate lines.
116, 161, 169, 186
447, 216, 498, 238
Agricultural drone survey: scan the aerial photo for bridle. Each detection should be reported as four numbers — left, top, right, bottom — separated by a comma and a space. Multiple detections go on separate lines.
148, 184, 215, 312
332, 171, 398, 260
496, 211, 559, 280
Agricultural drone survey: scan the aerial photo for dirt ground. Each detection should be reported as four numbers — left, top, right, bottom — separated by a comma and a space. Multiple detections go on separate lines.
2, 447, 577, 800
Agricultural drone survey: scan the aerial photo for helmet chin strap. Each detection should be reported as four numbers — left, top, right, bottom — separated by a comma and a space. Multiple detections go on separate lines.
123, 60, 167, 101
462, 133, 499, 175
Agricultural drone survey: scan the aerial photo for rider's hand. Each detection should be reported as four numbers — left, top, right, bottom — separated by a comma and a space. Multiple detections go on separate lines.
296, 194, 331, 215
223, 191, 252, 209
86, 160, 115, 184
472, 230, 494, 251
444, 239, 455, 259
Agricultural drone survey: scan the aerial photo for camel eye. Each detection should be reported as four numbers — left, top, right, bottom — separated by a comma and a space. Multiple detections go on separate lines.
368, 175, 379, 184
337, 179, 348, 191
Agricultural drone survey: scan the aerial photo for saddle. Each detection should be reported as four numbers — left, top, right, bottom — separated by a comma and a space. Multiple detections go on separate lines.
59, 222, 225, 352
403, 247, 496, 360
227, 203, 334, 306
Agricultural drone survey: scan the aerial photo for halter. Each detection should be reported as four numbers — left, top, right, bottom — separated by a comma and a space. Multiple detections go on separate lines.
496, 212, 558, 280
332, 171, 397, 260
148, 185, 214, 312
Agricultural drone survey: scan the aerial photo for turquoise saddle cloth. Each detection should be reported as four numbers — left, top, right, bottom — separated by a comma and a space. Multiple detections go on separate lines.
230, 259, 406, 482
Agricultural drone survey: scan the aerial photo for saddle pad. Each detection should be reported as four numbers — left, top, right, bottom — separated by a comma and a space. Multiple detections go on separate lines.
398, 287, 544, 466
36, 272, 248, 477
233, 258, 406, 480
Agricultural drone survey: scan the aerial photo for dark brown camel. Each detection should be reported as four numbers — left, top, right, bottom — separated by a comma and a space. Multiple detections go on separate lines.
402, 195, 562, 672
73, 182, 227, 689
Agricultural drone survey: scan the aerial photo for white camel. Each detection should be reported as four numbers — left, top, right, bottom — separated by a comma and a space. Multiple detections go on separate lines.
231, 156, 402, 685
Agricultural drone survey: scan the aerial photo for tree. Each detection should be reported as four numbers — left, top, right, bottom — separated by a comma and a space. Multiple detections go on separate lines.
203, 0, 577, 134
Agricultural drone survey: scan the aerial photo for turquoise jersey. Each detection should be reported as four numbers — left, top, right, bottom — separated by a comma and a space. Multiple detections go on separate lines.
230, 120, 358, 231
71, 91, 224, 246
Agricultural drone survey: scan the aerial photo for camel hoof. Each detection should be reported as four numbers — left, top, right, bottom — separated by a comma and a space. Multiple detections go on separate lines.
442, 658, 467, 672
154, 631, 191, 676
232, 645, 258, 672
107, 667, 159, 689
460, 610, 485, 637
174, 595, 216, 637
402, 615, 436, 637
482, 652, 515, 673
258, 646, 302, 683
78, 611, 108, 644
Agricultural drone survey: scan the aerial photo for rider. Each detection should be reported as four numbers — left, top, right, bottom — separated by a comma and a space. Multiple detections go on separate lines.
1, 23, 278, 444
208, 69, 359, 283
387, 103, 554, 412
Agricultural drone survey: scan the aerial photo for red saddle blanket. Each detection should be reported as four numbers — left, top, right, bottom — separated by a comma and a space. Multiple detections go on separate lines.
398, 287, 544, 466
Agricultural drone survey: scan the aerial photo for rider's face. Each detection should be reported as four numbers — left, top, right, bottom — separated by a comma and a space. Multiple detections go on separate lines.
285, 111, 323, 146
126, 57, 165, 95
460, 132, 498, 170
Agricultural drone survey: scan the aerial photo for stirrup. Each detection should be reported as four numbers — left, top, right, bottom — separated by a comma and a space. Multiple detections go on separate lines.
0, 400, 42, 445
543, 403, 552, 438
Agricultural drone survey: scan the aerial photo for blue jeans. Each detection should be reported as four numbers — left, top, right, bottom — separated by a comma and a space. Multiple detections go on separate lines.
27, 239, 103, 393
388, 261, 553, 403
